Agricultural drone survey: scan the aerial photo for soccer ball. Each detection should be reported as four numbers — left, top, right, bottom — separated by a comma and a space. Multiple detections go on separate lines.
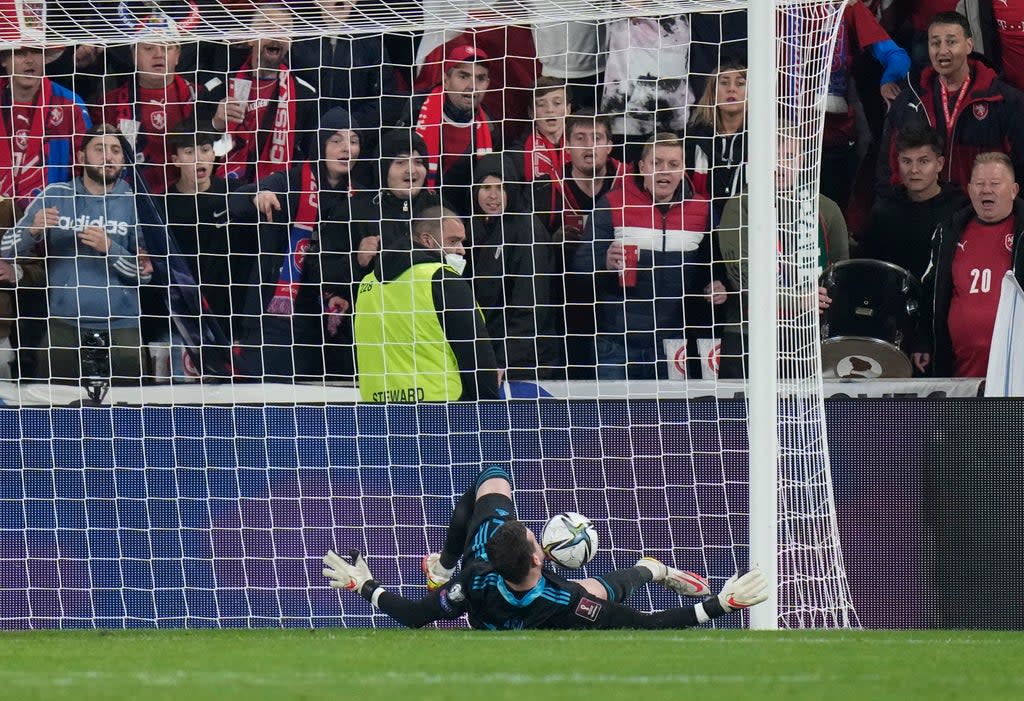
541, 512, 598, 568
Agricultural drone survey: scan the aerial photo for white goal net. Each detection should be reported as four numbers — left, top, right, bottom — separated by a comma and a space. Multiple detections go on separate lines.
0, 0, 857, 630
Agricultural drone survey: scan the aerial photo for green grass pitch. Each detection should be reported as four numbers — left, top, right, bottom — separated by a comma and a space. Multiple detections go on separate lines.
1, 629, 1021, 700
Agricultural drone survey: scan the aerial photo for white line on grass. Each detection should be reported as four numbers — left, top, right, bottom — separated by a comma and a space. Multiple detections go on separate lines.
2, 670, 1022, 689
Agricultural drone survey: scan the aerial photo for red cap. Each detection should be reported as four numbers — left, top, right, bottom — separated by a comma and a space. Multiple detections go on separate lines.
443, 45, 489, 75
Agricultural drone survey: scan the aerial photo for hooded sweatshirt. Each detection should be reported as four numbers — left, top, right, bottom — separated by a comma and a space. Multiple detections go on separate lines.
348, 129, 440, 283
228, 107, 362, 315
2, 177, 149, 328
467, 153, 563, 376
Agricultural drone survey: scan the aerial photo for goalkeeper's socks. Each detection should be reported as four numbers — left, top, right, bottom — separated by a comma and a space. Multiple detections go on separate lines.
439, 485, 477, 569
594, 566, 653, 603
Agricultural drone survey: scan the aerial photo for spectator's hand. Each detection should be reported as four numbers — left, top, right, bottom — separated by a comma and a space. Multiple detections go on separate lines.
254, 191, 281, 221
323, 549, 374, 592
325, 296, 348, 337
30, 207, 59, 237
818, 286, 832, 314
356, 235, 380, 269
0, 260, 16, 284
213, 98, 246, 130
605, 239, 624, 271
717, 568, 769, 612
74, 45, 104, 68
327, 295, 349, 314
912, 352, 930, 373
139, 250, 154, 277
705, 280, 727, 305
880, 82, 901, 108
77, 225, 111, 253
557, 226, 584, 243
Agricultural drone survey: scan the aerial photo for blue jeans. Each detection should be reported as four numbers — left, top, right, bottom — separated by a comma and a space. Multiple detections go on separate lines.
596, 335, 662, 380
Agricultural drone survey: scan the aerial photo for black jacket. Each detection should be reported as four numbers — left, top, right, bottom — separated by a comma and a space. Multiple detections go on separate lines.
877, 58, 1024, 195
348, 129, 441, 284
919, 199, 1024, 376
290, 33, 403, 133
467, 154, 563, 377
366, 245, 500, 401
859, 183, 968, 279
227, 108, 362, 376
684, 122, 747, 222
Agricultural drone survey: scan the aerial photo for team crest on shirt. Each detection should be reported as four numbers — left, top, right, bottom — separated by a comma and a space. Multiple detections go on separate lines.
973, 103, 989, 121
151, 110, 166, 131
574, 597, 602, 622
1007, 233, 1014, 252
48, 106, 64, 127
14, 130, 28, 151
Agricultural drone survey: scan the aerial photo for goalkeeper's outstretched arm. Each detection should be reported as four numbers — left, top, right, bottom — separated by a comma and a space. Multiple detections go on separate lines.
593, 568, 770, 630
587, 568, 770, 630
323, 550, 464, 628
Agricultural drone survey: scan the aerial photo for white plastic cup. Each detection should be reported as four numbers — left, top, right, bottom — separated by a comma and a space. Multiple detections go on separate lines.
0, 336, 13, 380
148, 342, 171, 383
662, 338, 687, 380
697, 338, 722, 380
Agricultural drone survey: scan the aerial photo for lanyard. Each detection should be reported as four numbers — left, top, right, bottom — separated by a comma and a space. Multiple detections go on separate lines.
940, 77, 971, 140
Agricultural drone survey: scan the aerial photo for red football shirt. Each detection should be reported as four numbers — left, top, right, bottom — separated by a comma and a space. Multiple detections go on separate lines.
135, 83, 193, 192
8, 102, 59, 201
9, 103, 36, 168
994, 2, 1024, 90
947, 217, 1015, 377
910, 1, 959, 32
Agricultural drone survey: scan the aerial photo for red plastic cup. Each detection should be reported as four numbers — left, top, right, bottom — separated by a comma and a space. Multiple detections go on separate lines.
620, 244, 639, 287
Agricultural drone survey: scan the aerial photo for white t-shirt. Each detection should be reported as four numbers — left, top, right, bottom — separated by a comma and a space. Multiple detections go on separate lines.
532, 21, 605, 78
600, 16, 693, 137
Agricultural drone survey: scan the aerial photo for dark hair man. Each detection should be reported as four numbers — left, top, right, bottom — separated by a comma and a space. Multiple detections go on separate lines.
877, 11, 1024, 194
2, 124, 151, 381
324, 465, 768, 630
353, 205, 500, 402
860, 123, 968, 278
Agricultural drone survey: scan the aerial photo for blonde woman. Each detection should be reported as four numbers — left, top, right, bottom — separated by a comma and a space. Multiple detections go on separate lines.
685, 60, 747, 223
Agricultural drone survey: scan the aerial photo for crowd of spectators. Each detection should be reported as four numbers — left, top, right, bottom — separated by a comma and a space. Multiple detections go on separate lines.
0, 1, 1022, 397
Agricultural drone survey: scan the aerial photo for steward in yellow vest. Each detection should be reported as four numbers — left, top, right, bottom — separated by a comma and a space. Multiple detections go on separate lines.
354, 207, 500, 402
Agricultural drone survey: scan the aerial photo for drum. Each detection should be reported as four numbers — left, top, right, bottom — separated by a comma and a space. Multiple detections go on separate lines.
819, 259, 922, 379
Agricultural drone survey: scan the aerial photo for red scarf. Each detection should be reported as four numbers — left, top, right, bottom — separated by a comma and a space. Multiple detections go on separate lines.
0, 77, 53, 202
220, 60, 296, 182
523, 130, 567, 182
415, 85, 493, 189
267, 162, 318, 316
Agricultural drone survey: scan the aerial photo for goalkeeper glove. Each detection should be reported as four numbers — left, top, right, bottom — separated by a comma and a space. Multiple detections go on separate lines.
717, 568, 769, 612
422, 553, 455, 591
323, 549, 374, 594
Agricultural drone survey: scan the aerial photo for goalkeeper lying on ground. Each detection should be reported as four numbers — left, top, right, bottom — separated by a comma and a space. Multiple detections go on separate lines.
323, 466, 768, 629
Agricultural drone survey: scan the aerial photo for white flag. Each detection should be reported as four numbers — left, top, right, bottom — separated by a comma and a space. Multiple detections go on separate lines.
985, 271, 1024, 397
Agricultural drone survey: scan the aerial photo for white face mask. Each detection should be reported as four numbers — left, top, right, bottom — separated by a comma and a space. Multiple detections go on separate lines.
445, 252, 467, 276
